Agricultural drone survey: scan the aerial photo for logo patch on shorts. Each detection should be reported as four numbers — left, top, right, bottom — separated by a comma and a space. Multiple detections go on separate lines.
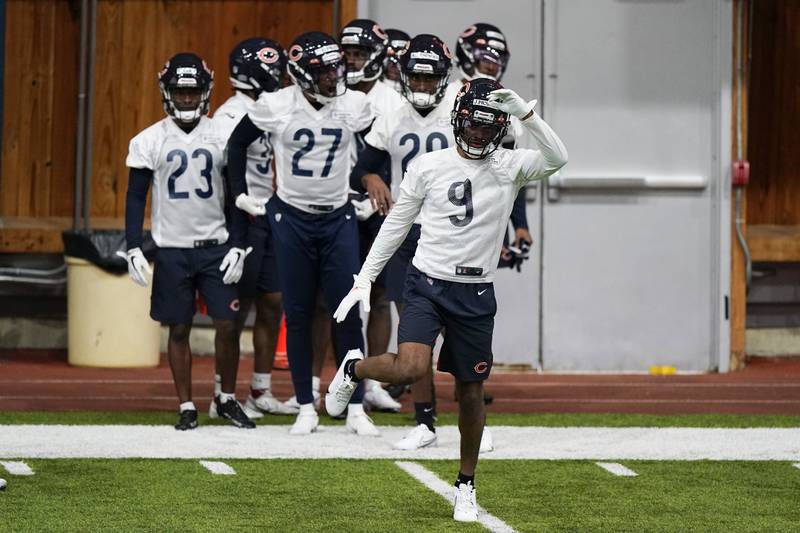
230, 299, 241, 312
474, 361, 489, 374
274, 213, 282, 222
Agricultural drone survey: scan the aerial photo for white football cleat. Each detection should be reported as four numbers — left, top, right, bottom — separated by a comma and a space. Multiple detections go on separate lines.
325, 349, 364, 417
363, 383, 402, 412
453, 482, 478, 522
345, 406, 380, 437
479, 426, 494, 453
285, 390, 320, 412
393, 424, 437, 450
247, 390, 298, 415
289, 405, 319, 435
208, 396, 219, 419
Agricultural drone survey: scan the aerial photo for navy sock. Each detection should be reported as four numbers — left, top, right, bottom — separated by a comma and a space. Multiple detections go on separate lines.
344, 359, 361, 382
455, 472, 474, 488
414, 402, 436, 432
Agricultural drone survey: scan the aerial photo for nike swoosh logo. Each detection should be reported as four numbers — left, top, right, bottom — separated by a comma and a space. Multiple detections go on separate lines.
478, 289, 488, 295
423, 408, 433, 413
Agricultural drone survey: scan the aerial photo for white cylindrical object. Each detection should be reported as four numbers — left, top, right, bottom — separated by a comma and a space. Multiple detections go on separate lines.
66, 257, 159, 367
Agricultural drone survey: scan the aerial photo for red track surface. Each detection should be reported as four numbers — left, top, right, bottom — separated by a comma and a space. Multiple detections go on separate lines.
1, 350, 799, 415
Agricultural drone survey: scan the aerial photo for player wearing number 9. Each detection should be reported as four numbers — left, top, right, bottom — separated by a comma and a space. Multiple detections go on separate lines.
225, 32, 379, 437
121, 52, 255, 431
327, 78, 567, 522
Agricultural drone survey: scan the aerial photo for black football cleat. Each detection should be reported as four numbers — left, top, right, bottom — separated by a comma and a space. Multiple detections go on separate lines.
175, 409, 198, 431
216, 397, 256, 429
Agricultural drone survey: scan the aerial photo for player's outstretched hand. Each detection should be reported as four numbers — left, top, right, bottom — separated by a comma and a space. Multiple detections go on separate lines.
362, 173, 394, 216
220, 246, 253, 285
333, 275, 372, 323
487, 89, 537, 120
116, 248, 152, 287
235, 193, 266, 216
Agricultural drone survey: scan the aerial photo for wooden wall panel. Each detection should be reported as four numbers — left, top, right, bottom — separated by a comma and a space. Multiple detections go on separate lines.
91, 0, 340, 218
747, 0, 800, 225
1, 0, 80, 218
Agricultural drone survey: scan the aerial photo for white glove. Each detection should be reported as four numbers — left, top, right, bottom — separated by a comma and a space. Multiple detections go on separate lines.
333, 275, 372, 323
351, 197, 376, 221
487, 88, 537, 120
235, 193, 266, 216
115, 247, 152, 287
219, 246, 253, 285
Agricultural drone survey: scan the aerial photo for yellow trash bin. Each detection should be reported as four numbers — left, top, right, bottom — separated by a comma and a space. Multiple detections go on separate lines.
66, 256, 160, 367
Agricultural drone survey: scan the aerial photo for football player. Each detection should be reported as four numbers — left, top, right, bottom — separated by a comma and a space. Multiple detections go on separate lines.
119, 53, 254, 431
227, 32, 378, 436
211, 38, 296, 419
339, 18, 402, 412
349, 33, 455, 448
382, 29, 411, 94
327, 79, 568, 522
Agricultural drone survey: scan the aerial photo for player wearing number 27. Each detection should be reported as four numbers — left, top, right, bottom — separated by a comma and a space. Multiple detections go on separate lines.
326, 79, 568, 522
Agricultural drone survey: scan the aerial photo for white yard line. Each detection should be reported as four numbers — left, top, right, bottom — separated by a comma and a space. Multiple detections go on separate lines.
395, 461, 517, 533
595, 462, 638, 477
793, 463, 800, 470
0, 461, 34, 475
198, 461, 236, 475
0, 426, 798, 460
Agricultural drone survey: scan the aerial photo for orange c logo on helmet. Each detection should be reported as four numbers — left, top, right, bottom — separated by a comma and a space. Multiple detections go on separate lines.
373, 24, 388, 41
442, 43, 453, 59
460, 25, 477, 38
289, 44, 304, 62
257, 47, 280, 64
202, 60, 214, 78
474, 361, 489, 374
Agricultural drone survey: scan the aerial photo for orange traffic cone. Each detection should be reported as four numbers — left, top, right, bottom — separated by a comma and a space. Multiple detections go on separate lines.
273, 314, 289, 370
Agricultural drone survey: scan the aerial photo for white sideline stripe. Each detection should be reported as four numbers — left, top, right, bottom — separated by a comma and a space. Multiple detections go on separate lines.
198, 461, 235, 475
0, 461, 34, 476
1, 426, 799, 460
596, 462, 638, 477
3, 396, 799, 406
794, 463, 800, 470
395, 461, 517, 533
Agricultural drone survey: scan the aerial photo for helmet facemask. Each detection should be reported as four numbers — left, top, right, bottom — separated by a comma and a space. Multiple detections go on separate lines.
400, 71, 448, 109
343, 45, 376, 85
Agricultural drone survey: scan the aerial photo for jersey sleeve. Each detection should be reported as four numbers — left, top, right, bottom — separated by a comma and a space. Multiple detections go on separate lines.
246, 90, 284, 132
513, 112, 569, 186
348, 90, 376, 133
125, 129, 157, 170
363, 113, 390, 151
356, 160, 426, 284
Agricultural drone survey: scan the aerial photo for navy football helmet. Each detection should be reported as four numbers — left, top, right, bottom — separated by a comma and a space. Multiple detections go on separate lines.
229, 37, 287, 95
287, 32, 346, 104
339, 19, 388, 86
398, 34, 452, 109
455, 23, 510, 81
383, 29, 410, 93
158, 52, 214, 123
451, 78, 509, 159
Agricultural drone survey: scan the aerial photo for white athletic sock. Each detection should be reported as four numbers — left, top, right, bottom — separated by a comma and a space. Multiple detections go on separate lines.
214, 374, 222, 396
364, 378, 378, 391
312, 376, 321, 393
299, 403, 316, 415
179, 401, 196, 412
219, 392, 236, 403
252, 372, 271, 391
347, 403, 365, 416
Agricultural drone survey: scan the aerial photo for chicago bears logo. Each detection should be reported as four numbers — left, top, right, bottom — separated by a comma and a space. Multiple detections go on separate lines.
202, 60, 214, 78
442, 43, 453, 60
257, 47, 280, 64
460, 25, 477, 38
373, 24, 388, 41
288, 44, 304, 62
158, 61, 170, 78
230, 299, 241, 312
474, 361, 489, 374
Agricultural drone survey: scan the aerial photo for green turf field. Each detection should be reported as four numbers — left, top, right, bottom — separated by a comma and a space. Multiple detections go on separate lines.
1, 458, 799, 532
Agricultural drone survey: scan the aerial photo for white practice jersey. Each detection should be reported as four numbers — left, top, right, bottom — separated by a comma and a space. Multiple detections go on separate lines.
215, 92, 275, 201
365, 95, 456, 201
247, 85, 374, 213
126, 116, 229, 248
358, 112, 568, 284
351, 79, 404, 165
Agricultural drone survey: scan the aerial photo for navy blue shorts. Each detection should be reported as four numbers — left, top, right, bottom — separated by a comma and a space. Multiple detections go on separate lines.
398, 265, 496, 382
358, 213, 386, 288
238, 215, 281, 297
385, 223, 421, 303
151, 245, 240, 324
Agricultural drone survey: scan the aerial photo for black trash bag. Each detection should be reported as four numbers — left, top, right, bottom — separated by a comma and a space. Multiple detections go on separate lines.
62, 230, 156, 274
